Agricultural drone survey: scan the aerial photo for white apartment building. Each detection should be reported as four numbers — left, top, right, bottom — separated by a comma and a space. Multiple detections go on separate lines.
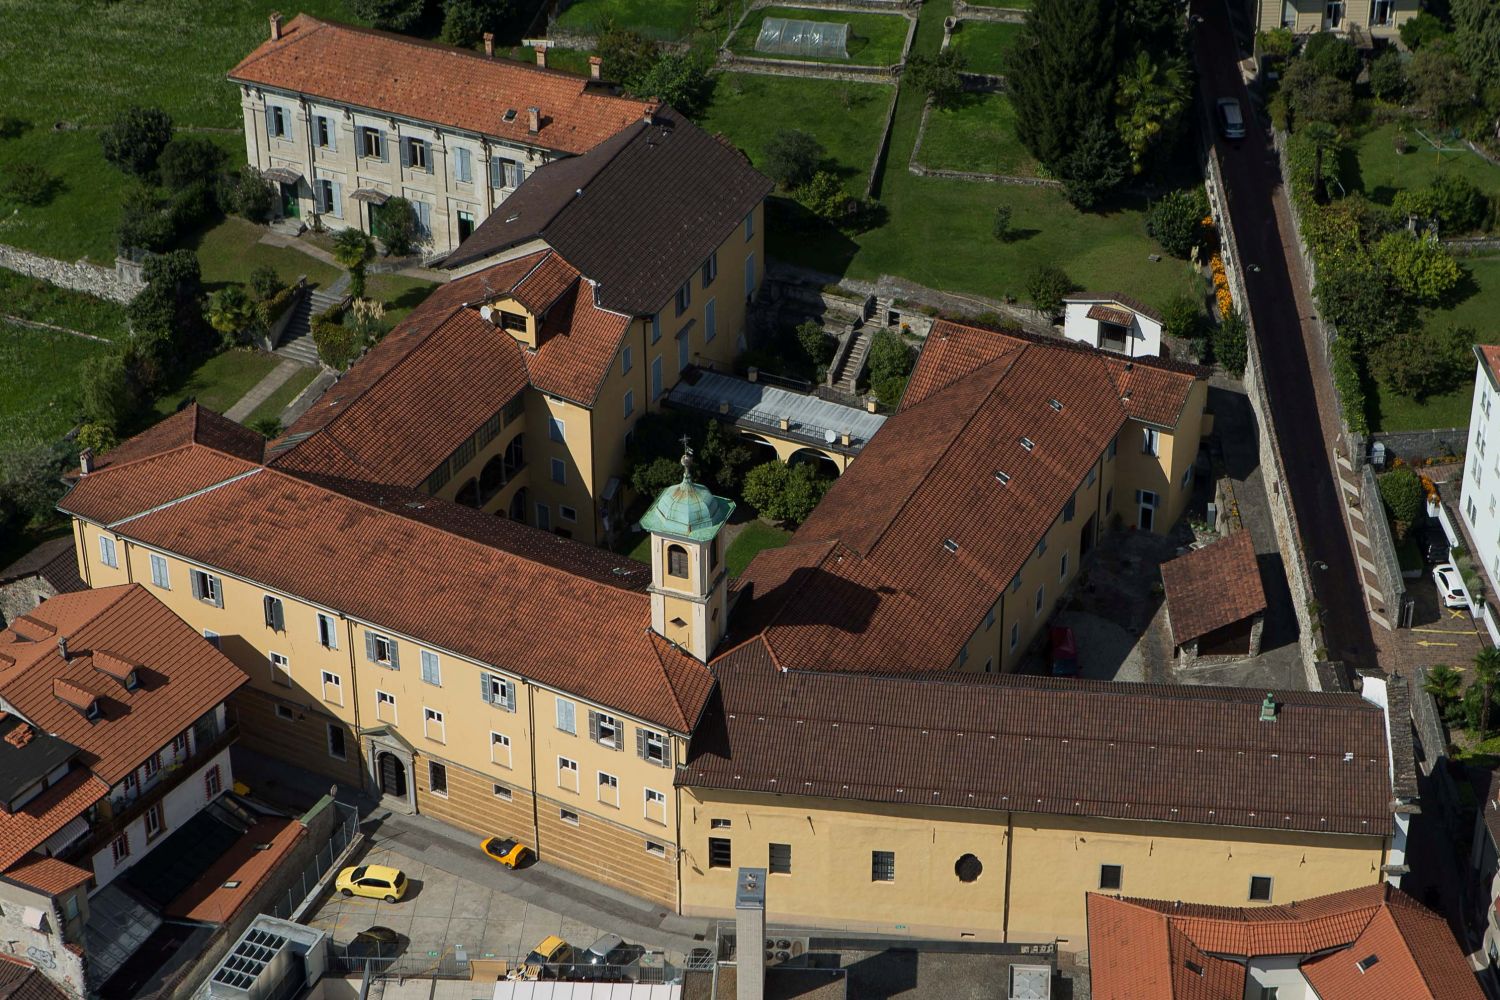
1460, 346, 1500, 584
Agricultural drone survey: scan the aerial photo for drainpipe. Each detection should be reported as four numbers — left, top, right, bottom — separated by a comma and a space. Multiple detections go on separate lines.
528, 684, 542, 858
1001, 811, 1014, 942
343, 617, 366, 792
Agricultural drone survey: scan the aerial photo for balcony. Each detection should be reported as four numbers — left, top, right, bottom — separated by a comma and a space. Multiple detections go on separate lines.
66, 721, 239, 862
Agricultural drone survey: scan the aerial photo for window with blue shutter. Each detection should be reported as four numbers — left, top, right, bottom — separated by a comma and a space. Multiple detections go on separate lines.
149, 554, 170, 589
414, 200, 431, 236
366, 631, 398, 668
420, 650, 441, 686
705, 299, 716, 342
455, 146, 471, 183
556, 697, 576, 734
263, 595, 285, 631
482, 672, 516, 711
318, 613, 339, 650
99, 536, 117, 568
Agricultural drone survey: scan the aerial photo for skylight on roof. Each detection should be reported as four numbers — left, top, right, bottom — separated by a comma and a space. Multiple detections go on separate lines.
1356, 954, 1379, 972
1048, 399, 1063, 412
1184, 960, 1204, 977
994, 471, 1010, 486
943, 539, 959, 554
504, 109, 518, 122
1020, 437, 1035, 451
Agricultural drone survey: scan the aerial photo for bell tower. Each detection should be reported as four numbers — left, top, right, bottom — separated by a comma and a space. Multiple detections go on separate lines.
640, 441, 735, 661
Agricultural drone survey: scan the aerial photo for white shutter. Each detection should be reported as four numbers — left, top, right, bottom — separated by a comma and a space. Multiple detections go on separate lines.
327, 118, 337, 152
331, 180, 343, 219
264, 105, 275, 139
400, 138, 411, 168
286, 108, 294, 142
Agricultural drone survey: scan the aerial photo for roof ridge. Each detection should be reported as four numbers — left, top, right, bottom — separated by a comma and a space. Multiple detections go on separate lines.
533, 120, 647, 238
646, 632, 694, 730
110, 466, 266, 529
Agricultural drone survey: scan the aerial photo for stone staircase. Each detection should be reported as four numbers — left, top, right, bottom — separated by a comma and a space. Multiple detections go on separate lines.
274, 286, 344, 368
831, 325, 872, 395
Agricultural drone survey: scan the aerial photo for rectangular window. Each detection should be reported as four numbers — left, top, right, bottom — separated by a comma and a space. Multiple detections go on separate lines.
376, 689, 397, 723
598, 771, 620, 807
454, 146, 472, 183
708, 837, 732, 869
143, 753, 160, 780
645, 787, 667, 823
675, 281, 691, 316
318, 613, 339, 649
314, 178, 334, 214
491, 732, 512, 768
482, 672, 515, 711
769, 842, 792, 875
493, 783, 512, 801
623, 390, 634, 418
270, 651, 291, 687
1034, 585, 1045, 615
745, 209, 755, 240
622, 345, 633, 374
99, 535, 118, 568
705, 298, 716, 342
111, 833, 130, 864
149, 553, 170, 589
536, 502, 552, 532
640, 728, 669, 765
327, 724, 347, 760
551, 458, 566, 484
1060, 551, 1069, 580
561, 808, 580, 825
1249, 875, 1273, 902
315, 115, 333, 149
983, 607, 996, 630
1062, 496, 1076, 523
321, 670, 343, 705
263, 594, 285, 630
556, 697, 576, 734
490, 157, 525, 188
745, 252, 756, 298
1035, 537, 1047, 559
1099, 864, 1123, 890
421, 650, 441, 686
404, 138, 430, 171
424, 707, 445, 743
1142, 427, 1161, 456
645, 840, 666, 857
360, 127, 382, 159
549, 416, 565, 442
872, 850, 895, 882
268, 104, 290, 139
429, 761, 448, 796
560, 505, 577, 522
702, 252, 718, 288
1010, 621, 1019, 651
651, 355, 663, 401
205, 764, 223, 799
678, 329, 691, 372
711, 818, 731, 829
170, 731, 189, 755
558, 756, 579, 792
189, 569, 223, 607
1105, 487, 1114, 515
365, 631, 399, 669
276, 704, 295, 721
591, 711, 620, 748
1085, 466, 1097, 488
145, 802, 164, 839
650, 313, 662, 344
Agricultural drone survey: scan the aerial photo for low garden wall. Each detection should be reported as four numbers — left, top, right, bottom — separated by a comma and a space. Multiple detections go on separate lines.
0, 243, 143, 304
1370, 427, 1467, 466
950, 0, 1025, 22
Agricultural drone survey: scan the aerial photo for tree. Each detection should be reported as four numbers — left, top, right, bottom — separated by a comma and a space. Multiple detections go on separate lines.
762, 130, 824, 191
1161, 293, 1202, 343
796, 321, 835, 369
1409, 45, 1475, 126
903, 49, 967, 109
635, 52, 713, 116
1431, 173, 1488, 233
1476, 646, 1500, 738
351, 0, 429, 31
1369, 49, 1409, 103
117, 185, 175, 252
1009, 0, 1119, 177
207, 285, 260, 346
1453, 0, 1500, 90
249, 265, 285, 301
1423, 663, 1463, 706
440, 0, 511, 46
1025, 263, 1073, 317
100, 106, 174, 178
742, 461, 829, 525
1059, 114, 1127, 209
1212, 311, 1248, 377
75, 423, 118, 457
1378, 465, 1424, 536
1315, 259, 1410, 347
1302, 32, 1360, 80
333, 227, 376, 299
1145, 188, 1209, 259
224, 166, 275, 223
1, 162, 59, 206
794, 170, 845, 221
0, 443, 68, 527
598, 29, 659, 90
377, 196, 422, 257
1371, 323, 1472, 400
992, 205, 1013, 241
699, 418, 753, 493
80, 353, 140, 431
1374, 231, 1463, 304
158, 136, 227, 190
867, 329, 915, 383
1401, 11, 1450, 52
872, 373, 909, 407
632, 455, 682, 497
128, 249, 206, 356
1113, 51, 1190, 174
1282, 58, 1354, 128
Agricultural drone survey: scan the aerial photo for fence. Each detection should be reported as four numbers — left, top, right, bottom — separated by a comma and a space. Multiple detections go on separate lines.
268, 800, 360, 922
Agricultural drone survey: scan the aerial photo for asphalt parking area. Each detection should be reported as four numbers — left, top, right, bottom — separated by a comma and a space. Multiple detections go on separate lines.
306, 842, 608, 972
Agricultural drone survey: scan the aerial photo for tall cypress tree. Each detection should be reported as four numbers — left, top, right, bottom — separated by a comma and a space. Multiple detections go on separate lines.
1453, 0, 1500, 91
1009, 0, 1119, 178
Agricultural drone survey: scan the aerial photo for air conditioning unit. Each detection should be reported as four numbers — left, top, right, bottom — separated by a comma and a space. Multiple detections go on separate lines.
1008, 964, 1051, 1000
762, 938, 807, 965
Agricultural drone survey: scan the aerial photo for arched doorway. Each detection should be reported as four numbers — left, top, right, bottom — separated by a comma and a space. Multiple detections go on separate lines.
455, 478, 480, 508
508, 486, 529, 524
479, 455, 506, 504
377, 751, 407, 798
789, 448, 841, 478
741, 433, 779, 465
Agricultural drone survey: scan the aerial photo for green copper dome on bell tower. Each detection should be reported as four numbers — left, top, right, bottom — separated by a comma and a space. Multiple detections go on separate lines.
639, 440, 735, 542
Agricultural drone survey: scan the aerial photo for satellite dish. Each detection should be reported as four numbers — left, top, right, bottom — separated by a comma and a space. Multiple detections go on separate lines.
823, 429, 837, 444
479, 305, 494, 322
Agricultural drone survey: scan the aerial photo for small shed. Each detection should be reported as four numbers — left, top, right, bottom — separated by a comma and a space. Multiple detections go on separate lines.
0, 537, 84, 626
1060, 293, 1164, 358
1159, 530, 1266, 666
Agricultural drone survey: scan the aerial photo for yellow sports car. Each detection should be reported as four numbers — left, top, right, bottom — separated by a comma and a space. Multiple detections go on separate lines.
481, 836, 533, 869
335, 863, 408, 902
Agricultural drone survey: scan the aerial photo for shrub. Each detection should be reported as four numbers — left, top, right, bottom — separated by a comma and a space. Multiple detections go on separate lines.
258, 284, 299, 329
1256, 28, 1295, 60
794, 170, 845, 221
1374, 231, 1462, 304
762, 130, 824, 191
1316, 258, 1408, 347
635, 52, 713, 117
1213, 311, 1248, 377
742, 461, 830, 525
158, 136, 227, 190
1025, 264, 1073, 316
873, 373, 908, 407
130, 250, 208, 355
1372, 323, 1472, 400
169, 179, 218, 233
249, 416, 284, 438
992, 205, 1013, 242
80, 353, 140, 431
2, 162, 59, 206
207, 284, 261, 346
1399, 11, 1448, 51
351, 0, 428, 31
1330, 336, 1369, 435
312, 305, 359, 369
867, 329, 915, 383
378, 196, 421, 257
631, 455, 682, 498
117, 186, 175, 252
1370, 50, 1408, 103
75, 423, 118, 457
1378, 465, 1424, 535
599, 29, 659, 89
796, 321, 835, 369
345, 297, 388, 346
1059, 115, 1128, 210
904, 49, 967, 109
1302, 32, 1360, 81
1430, 174, 1488, 234
699, 418, 753, 493
249, 265, 285, 301
100, 106, 174, 178
1282, 58, 1355, 128
1161, 293, 1202, 343
1145, 188, 1209, 259
0, 444, 68, 527
225, 166, 275, 223
440, 0, 511, 46
1409, 46, 1476, 126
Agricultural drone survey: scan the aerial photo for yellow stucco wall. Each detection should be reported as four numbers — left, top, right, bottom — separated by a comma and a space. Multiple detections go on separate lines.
679, 789, 1387, 948
1258, 0, 1415, 34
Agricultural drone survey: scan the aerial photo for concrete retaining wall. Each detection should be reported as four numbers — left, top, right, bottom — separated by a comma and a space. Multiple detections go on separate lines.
1370, 427, 1468, 465
0, 244, 143, 304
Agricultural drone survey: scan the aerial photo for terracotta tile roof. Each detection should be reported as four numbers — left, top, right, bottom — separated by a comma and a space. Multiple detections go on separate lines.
0, 769, 108, 871
527, 275, 633, 404
0, 956, 70, 1000
164, 816, 304, 923
79, 453, 709, 732
1476, 344, 1500, 387
511, 253, 581, 315
1089, 886, 1483, 999
684, 648, 1393, 835
88, 403, 264, 474
63, 445, 261, 527
1086, 303, 1137, 327
1160, 531, 1267, 645
0, 585, 248, 783
228, 15, 651, 155
733, 327, 1193, 674
3, 854, 93, 895
447, 108, 773, 316
0, 537, 84, 596
1064, 291, 1165, 323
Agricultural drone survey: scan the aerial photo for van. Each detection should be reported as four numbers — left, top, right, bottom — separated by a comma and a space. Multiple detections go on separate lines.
1216, 98, 1246, 141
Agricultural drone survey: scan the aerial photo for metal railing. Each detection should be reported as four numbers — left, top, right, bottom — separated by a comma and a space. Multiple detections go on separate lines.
266, 800, 360, 921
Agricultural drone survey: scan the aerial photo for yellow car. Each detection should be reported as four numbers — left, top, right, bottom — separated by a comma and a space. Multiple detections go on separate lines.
481, 836, 533, 869
336, 864, 408, 902
520, 935, 574, 980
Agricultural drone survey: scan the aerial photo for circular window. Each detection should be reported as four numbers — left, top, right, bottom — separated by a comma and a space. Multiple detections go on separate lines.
955, 853, 983, 883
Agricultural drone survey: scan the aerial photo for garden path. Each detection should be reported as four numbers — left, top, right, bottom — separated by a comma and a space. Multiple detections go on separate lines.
223, 358, 302, 423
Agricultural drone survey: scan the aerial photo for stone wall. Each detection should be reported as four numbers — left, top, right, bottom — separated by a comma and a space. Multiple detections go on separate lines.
0, 244, 143, 304
1370, 427, 1467, 465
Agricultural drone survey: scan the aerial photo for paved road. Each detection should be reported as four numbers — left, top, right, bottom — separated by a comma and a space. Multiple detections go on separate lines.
1190, 0, 1377, 675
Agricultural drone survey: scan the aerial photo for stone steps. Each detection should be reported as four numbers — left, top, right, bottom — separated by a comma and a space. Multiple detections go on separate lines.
274, 289, 345, 368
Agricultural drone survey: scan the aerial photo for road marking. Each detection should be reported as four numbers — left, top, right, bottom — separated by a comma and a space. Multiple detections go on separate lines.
1411, 627, 1478, 634
1416, 640, 1459, 648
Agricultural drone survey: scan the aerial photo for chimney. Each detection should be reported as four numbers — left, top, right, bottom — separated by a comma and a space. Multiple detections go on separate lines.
57, 636, 69, 662
589, 55, 602, 81
735, 869, 766, 1000
527, 106, 540, 135
269, 12, 283, 41
483, 32, 495, 58
534, 43, 547, 68
4, 723, 32, 750
79, 447, 94, 475
644, 105, 656, 126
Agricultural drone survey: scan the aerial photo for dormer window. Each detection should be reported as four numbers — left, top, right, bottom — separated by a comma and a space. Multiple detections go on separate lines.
498, 311, 527, 333
123, 670, 139, 692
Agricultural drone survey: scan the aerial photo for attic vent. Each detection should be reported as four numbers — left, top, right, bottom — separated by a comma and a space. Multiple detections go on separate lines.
504, 108, 518, 122
1020, 437, 1035, 451
994, 470, 1010, 486
943, 539, 959, 554
505, 212, 520, 223
1356, 954, 1379, 973
1184, 961, 1204, 977
1048, 399, 1063, 412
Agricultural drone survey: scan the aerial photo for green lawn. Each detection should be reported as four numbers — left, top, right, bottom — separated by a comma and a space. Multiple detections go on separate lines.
187, 217, 343, 291
0, 320, 113, 452
1349, 123, 1500, 208
151, 349, 283, 420
918, 92, 1039, 177
748, 0, 1195, 312
698, 74, 892, 197
0, 129, 135, 264
962, 0, 1030, 7
726, 520, 793, 576
244, 367, 321, 430
729, 6, 911, 66
367, 273, 440, 326
0, 271, 130, 341
503, 45, 597, 77
947, 20, 1022, 76
1371, 254, 1500, 431
552, 0, 699, 40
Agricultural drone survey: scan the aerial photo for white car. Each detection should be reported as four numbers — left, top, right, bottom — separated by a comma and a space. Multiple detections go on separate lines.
1216, 98, 1246, 141
1432, 563, 1467, 609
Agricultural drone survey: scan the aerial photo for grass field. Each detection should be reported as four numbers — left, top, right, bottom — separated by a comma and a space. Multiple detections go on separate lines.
367, 273, 440, 326
0, 271, 130, 340
962, 0, 1030, 7
1371, 254, 1500, 432
918, 92, 1039, 177
698, 74, 891, 197
151, 349, 283, 420
0, 320, 114, 452
187, 218, 343, 290
245, 367, 321, 429
553, 0, 699, 39
1349, 123, 1500, 209
947, 20, 1022, 76
504, 45, 596, 77
0, 129, 137, 264
729, 6, 911, 65
726, 520, 792, 576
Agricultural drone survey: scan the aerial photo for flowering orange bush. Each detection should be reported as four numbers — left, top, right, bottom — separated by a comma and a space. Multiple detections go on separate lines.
1420, 475, 1438, 502
1210, 254, 1233, 318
